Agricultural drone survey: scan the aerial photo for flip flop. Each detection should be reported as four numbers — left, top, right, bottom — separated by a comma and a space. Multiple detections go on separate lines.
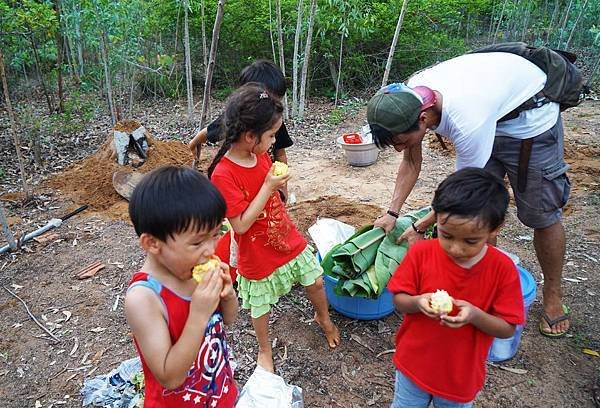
593, 377, 600, 408
539, 304, 570, 338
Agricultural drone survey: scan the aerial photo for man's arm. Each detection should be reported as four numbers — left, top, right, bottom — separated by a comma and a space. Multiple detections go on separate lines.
189, 128, 208, 166
374, 142, 423, 233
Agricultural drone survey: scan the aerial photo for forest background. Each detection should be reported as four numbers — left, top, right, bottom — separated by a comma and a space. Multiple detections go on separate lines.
1, 0, 599, 162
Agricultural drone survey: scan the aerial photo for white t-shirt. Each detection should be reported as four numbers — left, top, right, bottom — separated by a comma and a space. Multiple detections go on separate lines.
407, 52, 559, 169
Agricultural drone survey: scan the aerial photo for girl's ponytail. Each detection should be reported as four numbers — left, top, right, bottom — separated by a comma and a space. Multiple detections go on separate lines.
207, 83, 283, 179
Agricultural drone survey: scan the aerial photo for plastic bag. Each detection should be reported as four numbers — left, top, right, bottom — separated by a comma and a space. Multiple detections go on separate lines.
236, 366, 303, 408
81, 357, 144, 407
308, 218, 355, 258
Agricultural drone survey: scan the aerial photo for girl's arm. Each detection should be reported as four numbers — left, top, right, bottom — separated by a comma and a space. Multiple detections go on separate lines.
124, 270, 223, 389
440, 299, 516, 338
228, 168, 290, 234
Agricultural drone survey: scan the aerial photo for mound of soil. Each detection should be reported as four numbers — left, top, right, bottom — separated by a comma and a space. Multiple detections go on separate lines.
47, 130, 193, 220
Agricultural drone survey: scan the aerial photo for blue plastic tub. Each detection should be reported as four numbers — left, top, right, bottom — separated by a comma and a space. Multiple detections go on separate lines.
322, 274, 395, 320
487, 264, 537, 362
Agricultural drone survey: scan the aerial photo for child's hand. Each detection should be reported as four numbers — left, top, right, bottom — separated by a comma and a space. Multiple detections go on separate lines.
264, 164, 291, 191
219, 262, 236, 300
439, 299, 480, 328
190, 269, 223, 321
415, 293, 440, 319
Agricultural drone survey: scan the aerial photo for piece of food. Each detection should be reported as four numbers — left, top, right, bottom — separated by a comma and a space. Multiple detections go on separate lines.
430, 289, 453, 313
192, 258, 220, 282
273, 161, 288, 176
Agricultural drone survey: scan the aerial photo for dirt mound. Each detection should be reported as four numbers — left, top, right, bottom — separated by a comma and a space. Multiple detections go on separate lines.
288, 195, 382, 241
47, 133, 193, 220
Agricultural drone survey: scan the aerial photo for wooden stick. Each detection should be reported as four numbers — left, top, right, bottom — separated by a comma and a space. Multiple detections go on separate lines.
2, 286, 60, 342
75, 261, 102, 277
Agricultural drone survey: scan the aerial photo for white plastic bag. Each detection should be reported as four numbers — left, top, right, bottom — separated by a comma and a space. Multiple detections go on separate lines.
308, 218, 355, 257
236, 366, 303, 408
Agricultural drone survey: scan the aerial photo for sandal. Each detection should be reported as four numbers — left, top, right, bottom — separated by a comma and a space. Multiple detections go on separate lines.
539, 304, 570, 338
593, 377, 600, 408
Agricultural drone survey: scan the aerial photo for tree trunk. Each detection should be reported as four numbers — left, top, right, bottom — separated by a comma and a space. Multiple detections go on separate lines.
268, 0, 277, 62
487, 0, 496, 42
492, 0, 509, 44
54, 0, 65, 113
586, 55, 600, 87
201, 0, 208, 75
292, 0, 304, 118
382, 0, 409, 87
200, 0, 226, 128
546, 0, 560, 43
275, 0, 288, 120
298, 0, 316, 120
0, 50, 30, 197
128, 68, 137, 118
520, 1, 531, 42
334, 32, 344, 107
565, 0, 588, 50
557, 0, 573, 48
99, 31, 117, 125
0, 202, 17, 252
30, 36, 54, 114
183, 0, 194, 122
74, 1, 84, 76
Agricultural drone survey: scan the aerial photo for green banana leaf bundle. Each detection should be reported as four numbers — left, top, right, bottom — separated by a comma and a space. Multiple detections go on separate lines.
321, 207, 431, 299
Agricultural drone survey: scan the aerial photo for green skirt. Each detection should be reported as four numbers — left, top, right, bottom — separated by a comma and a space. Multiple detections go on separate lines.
237, 246, 322, 318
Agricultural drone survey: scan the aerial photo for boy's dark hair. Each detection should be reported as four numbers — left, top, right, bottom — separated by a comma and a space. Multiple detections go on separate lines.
237, 60, 287, 98
370, 121, 420, 149
432, 167, 509, 230
129, 166, 226, 241
208, 83, 283, 178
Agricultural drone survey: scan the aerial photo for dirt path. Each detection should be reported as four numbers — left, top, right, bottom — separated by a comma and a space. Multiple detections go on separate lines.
0, 99, 598, 407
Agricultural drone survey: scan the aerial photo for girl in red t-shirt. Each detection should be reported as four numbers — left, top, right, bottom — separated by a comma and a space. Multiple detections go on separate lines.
208, 83, 340, 372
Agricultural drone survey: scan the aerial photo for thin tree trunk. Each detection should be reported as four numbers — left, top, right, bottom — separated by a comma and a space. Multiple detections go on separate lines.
200, 0, 226, 128
74, 1, 84, 76
557, 0, 573, 48
298, 0, 316, 120
275, 0, 288, 120
99, 31, 117, 125
586, 55, 600, 87
128, 68, 136, 118
54, 0, 65, 113
334, 32, 344, 107
0, 202, 17, 252
201, 0, 208, 74
520, 1, 531, 42
0, 50, 30, 197
30, 36, 54, 113
487, 0, 496, 42
268, 0, 277, 62
183, 0, 194, 122
382, 0, 409, 87
565, 0, 588, 50
546, 0, 560, 43
492, 0, 509, 44
292, 0, 304, 118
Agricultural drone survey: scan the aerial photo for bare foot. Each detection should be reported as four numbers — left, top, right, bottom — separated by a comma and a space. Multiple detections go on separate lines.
315, 313, 340, 348
257, 349, 274, 373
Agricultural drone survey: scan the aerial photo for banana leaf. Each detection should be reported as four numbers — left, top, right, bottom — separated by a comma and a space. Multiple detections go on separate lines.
330, 226, 385, 279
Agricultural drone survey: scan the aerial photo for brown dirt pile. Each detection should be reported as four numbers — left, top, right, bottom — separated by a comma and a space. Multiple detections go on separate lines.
288, 196, 382, 240
47, 132, 193, 220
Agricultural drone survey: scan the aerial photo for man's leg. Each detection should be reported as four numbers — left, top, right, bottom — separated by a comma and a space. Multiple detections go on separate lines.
535, 221, 569, 335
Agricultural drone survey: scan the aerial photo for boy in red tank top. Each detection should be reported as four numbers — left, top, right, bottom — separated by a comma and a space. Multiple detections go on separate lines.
388, 168, 525, 407
125, 166, 239, 407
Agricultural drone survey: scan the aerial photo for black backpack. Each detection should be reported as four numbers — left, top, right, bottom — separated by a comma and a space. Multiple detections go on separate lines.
469, 42, 587, 121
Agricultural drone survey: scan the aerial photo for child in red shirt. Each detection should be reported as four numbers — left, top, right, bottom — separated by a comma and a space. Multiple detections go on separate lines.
388, 167, 524, 407
125, 166, 239, 407
208, 83, 340, 373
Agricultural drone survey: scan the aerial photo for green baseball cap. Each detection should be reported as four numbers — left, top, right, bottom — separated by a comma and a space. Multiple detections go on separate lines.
367, 83, 422, 134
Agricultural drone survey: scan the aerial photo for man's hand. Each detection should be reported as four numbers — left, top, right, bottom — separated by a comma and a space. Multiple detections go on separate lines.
397, 227, 425, 246
374, 213, 397, 234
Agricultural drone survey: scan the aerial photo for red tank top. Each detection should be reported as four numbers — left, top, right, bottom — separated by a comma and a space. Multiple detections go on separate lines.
128, 272, 238, 407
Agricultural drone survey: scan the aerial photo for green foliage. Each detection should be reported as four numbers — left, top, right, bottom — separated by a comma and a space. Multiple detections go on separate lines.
327, 97, 363, 125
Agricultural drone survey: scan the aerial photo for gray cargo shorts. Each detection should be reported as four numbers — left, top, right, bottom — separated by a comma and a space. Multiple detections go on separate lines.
484, 116, 570, 229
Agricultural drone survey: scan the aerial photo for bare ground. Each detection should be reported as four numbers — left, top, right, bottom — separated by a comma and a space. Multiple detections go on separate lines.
0, 96, 598, 407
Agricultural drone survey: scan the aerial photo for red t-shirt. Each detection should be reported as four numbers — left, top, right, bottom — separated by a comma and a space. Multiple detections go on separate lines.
387, 240, 524, 403
128, 273, 238, 407
211, 153, 306, 280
